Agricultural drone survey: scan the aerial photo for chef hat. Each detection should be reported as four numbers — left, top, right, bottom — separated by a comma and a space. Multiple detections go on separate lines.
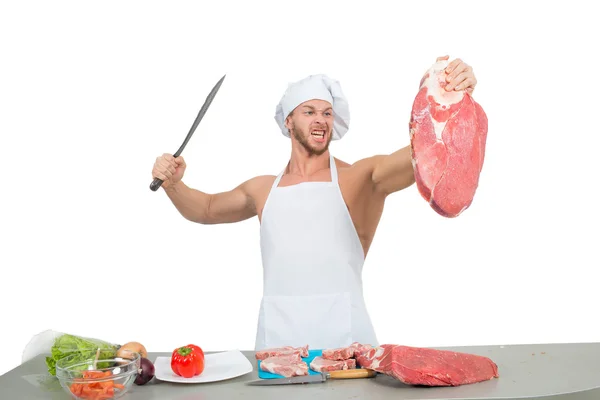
274, 74, 350, 140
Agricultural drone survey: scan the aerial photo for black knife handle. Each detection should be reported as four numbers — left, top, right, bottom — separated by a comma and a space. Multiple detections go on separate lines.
150, 177, 163, 191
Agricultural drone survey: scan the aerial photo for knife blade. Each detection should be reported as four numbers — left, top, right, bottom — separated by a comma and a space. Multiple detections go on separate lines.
246, 368, 377, 386
149, 74, 226, 192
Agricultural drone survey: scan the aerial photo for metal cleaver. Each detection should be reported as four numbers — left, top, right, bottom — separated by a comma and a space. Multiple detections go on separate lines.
149, 74, 226, 191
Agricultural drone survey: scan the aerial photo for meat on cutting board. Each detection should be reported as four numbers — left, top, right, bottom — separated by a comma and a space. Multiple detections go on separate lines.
322, 346, 355, 360
355, 344, 499, 386
409, 58, 488, 218
310, 356, 356, 372
255, 344, 309, 360
350, 342, 374, 357
259, 353, 309, 377
322, 342, 373, 360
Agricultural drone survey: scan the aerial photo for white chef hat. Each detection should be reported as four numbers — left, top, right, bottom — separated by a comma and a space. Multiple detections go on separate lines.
274, 74, 350, 140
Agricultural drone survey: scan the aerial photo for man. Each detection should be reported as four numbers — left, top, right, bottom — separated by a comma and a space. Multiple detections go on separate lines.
151, 56, 478, 350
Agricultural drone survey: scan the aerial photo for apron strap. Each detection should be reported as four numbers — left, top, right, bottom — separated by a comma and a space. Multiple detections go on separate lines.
272, 166, 286, 188
329, 153, 338, 183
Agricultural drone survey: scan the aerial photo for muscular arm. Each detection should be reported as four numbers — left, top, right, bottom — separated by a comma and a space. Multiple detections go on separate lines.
164, 178, 260, 224
369, 145, 416, 195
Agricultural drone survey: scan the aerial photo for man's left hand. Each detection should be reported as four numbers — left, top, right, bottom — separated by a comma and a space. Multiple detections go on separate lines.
436, 55, 477, 95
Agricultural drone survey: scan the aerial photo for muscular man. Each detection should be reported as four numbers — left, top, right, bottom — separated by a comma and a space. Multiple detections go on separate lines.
151, 56, 478, 350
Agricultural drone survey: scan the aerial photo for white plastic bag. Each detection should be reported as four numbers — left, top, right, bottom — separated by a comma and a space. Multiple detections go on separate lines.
22, 329, 65, 364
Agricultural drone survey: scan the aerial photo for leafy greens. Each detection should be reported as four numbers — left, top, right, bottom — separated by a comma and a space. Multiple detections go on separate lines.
45, 334, 119, 376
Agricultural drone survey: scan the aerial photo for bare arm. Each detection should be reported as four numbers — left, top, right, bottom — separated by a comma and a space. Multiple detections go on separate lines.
152, 153, 264, 224
370, 145, 416, 195
164, 179, 258, 225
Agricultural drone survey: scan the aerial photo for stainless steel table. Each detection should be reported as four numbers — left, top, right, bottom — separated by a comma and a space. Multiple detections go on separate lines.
2, 342, 600, 399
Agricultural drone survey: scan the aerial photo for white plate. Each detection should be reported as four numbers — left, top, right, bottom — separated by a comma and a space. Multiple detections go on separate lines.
153, 350, 253, 383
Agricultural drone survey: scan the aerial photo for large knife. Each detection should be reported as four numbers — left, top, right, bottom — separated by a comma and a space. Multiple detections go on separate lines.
246, 368, 377, 386
149, 74, 226, 191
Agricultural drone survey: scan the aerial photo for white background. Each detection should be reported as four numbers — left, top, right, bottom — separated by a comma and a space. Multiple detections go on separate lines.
1, 0, 599, 377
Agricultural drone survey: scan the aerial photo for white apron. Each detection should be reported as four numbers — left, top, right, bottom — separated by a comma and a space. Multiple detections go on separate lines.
254, 153, 379, 350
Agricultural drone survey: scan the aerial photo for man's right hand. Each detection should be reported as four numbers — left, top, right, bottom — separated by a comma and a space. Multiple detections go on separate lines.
152, 153, 186, 189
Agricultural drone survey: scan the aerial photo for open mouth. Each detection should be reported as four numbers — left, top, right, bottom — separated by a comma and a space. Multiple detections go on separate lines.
311, 130, 325, 140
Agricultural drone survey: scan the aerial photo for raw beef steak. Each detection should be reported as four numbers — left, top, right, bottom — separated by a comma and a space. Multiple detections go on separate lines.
255, 344, 309, 360
259, 353, 309, 377
322, 342, 373, 360
356, 344, 499, 386
322, 346, 355, 360
310, 356, 356, 372
350, 341, 374, 356
410, 59, 488, 217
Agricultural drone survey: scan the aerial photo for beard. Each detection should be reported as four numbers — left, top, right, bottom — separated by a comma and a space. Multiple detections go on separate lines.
291, 123, 332, 156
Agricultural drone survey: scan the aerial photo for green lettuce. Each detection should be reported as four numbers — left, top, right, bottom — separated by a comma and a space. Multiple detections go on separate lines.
45, 334, 119, 376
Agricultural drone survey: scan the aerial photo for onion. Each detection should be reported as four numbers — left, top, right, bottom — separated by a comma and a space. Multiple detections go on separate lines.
117, 342, 148, 359
135, 357, 155, 385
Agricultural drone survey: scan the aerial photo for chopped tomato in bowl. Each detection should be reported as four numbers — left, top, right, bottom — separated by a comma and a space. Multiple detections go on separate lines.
56, 351, 140, 399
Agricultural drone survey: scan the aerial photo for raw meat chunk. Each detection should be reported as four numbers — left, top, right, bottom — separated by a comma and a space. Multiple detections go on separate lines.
322, 342, 372, 360
259, 353, 309, 377
322, 345, 355, 360
255, 344, 309, 360
310, 356, 356, 372
349, 342, 373, 357
356, 344, 499, 386
410, 58, 488, 218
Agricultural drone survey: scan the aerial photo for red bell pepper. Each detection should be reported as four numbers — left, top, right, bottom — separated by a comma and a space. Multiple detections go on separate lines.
171, 344, 205, 378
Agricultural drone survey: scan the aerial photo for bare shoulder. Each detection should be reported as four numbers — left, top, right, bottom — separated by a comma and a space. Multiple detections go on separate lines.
240, 175, 277, 220
241, 175, 277, 200
335, 155, 381, 179
243, 175, 276, 190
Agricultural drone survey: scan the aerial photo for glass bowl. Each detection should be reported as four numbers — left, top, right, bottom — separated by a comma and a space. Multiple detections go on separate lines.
55, 351, 141, 399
